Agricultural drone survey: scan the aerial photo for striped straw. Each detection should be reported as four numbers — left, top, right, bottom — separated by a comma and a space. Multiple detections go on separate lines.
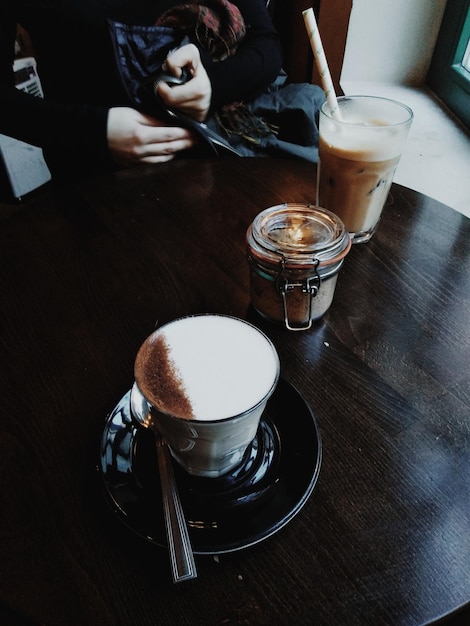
302, 8, 342, 120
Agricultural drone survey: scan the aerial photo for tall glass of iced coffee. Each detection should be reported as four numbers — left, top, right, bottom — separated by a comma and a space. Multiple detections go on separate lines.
317, 96, 413, 244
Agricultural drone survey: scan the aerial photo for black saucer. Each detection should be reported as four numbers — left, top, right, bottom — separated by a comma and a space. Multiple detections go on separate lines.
98, 378, 322, 555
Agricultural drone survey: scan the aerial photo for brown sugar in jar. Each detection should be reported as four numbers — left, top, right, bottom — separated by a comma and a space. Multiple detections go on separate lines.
246, 204, 351, 331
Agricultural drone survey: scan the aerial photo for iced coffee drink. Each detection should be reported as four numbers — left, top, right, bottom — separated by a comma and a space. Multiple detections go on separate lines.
317, 96, 413, 243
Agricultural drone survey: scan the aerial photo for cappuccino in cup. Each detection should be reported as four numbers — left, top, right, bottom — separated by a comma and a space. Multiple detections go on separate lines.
134, 314, 280, 477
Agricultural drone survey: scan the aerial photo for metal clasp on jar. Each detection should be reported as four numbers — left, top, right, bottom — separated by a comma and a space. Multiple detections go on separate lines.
275, 258, 321, 331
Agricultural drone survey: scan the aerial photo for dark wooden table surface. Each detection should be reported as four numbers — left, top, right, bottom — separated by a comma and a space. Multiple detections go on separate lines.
1, 158, 469, 626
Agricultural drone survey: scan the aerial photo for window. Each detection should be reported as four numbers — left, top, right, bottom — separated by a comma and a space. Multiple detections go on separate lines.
427, 0, 470, 130
463, 34, 470, 71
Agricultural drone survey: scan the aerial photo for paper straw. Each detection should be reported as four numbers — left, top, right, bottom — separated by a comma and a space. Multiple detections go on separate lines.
302, 8, 342, 120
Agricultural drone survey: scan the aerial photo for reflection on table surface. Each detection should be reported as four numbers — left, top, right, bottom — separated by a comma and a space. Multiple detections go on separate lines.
0, 158, 469, 626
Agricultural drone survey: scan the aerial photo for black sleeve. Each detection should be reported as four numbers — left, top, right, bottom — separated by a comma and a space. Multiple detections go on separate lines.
199, 0, 283, 111
0, 2, 111, 175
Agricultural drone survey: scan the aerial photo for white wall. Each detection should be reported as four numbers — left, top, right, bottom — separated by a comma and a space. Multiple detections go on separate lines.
341, 0, 448, 86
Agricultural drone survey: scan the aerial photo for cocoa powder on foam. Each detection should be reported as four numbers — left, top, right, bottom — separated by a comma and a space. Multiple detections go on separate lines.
137, 335, 194, 419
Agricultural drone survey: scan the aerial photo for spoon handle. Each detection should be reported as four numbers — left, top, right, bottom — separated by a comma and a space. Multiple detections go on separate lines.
155, 434, 198, 583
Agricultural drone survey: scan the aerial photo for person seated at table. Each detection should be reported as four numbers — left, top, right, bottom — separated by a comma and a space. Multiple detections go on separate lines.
0, 0, 324, 183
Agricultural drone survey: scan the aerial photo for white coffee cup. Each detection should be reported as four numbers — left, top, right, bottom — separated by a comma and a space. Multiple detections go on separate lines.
133, 314, 280, 478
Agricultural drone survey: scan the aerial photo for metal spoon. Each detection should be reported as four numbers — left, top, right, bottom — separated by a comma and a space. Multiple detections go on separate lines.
130, 383, 197, 583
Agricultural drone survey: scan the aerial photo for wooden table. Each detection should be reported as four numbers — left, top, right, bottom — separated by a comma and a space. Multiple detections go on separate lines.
1, 158, 469, 626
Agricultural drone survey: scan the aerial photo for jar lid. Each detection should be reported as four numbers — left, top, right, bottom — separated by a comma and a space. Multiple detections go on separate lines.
247, 203, 351, 268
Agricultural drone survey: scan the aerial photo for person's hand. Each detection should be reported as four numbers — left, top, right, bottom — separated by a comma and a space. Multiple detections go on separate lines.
156, 44, 212, 122
107, 107, 196, 167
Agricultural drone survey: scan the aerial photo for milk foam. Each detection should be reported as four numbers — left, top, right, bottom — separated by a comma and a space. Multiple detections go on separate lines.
321, 123, 404, 161
149, 315, 279, 421
320, 97, 413, 161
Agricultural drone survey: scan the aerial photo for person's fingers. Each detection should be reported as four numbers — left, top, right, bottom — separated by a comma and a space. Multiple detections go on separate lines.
135, 135, 196, 160
156, 71, 211, 121
164, 43, 200, 77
